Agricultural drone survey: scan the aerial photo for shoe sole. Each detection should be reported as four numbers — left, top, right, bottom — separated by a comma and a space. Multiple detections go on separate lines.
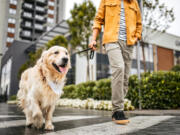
112, 118, 130, 125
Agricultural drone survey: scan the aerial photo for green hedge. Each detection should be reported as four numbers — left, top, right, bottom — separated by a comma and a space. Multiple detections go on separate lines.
62, 79, 111, 100
171, 64, 180, 72
62, 71, 180, 109
127, 71, 180, 109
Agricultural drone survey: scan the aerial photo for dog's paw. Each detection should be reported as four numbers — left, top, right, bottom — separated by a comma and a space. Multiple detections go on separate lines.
45, 124, 54, 131
26, 122, 33, 128
33, 114, 43, 129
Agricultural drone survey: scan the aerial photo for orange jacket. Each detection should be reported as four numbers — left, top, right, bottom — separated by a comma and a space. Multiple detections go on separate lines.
93, 0, 142, 45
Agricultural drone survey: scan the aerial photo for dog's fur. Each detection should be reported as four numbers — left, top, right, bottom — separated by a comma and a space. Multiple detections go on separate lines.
17, 46, 70, 130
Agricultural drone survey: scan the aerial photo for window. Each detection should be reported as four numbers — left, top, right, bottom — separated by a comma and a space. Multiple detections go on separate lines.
23, 12, 32, 18
9, 9, 16, 14
37, 0, 45, 3
24, 3, 33, 9
35, 15, 44, 20
7, 28, 15, 33
47, 18, 54, 24
1, 58, 12, 96
48, 9, 54, 14
25, 21, 32, 27
48, 1, 55, 6
7, 37, 14, 43
36, 6, 45, 12
35, 24, 43, 30
23, 30, 31, 36
10, 0, 17, 5
8, 18, 16, 24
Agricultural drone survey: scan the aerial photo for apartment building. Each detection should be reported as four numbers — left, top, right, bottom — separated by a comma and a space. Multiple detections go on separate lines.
0, 0, 66, 54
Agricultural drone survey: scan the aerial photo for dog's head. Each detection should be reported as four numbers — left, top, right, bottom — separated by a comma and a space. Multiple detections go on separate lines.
39, 46, 71, 75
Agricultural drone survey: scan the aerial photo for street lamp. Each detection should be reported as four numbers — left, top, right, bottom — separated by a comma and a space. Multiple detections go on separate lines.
137, 0, 143, 110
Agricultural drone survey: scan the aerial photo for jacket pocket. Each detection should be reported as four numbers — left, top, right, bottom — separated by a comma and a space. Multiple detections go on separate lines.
105, 1, 118, 16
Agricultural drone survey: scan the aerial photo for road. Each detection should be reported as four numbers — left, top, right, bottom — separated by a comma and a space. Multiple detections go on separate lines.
0, 103, 180, 135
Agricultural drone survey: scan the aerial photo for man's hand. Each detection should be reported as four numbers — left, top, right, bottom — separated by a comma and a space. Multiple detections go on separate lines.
89, 40, 97, 51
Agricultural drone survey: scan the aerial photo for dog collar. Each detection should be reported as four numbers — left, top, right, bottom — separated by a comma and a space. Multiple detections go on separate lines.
47, 80, 64, 95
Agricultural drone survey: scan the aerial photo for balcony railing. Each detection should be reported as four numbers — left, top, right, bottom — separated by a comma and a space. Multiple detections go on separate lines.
36, 0, 47, 6
23, 3, 33, 9
35, 24, 43, 30
35, 14, 46, 22
22, 12, 33, 19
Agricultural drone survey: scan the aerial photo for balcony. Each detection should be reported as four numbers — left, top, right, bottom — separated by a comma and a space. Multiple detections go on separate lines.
20, 30, 33, 40
34, 23, 45, 32
35, 14, 46, 23
36, 0, 47, 6
20, 21, 33, 30
35, 6, 47, 14
21, 12, 33, 20
22, 3, 34, 11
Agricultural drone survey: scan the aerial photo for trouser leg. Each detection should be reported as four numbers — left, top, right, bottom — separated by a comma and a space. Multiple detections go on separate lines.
119, 40, 134, 97
105, 43, 125, 113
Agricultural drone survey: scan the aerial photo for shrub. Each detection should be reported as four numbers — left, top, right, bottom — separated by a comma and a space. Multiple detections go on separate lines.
9, 95, 17, 101
171, 64, 180, 72
127, 71, 180, 109
62, 71, 180, 109
62, 80, 111, 100
93, 79, 111, 100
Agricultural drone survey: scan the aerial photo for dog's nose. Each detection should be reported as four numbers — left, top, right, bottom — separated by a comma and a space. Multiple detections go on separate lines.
62, 57, 68, 64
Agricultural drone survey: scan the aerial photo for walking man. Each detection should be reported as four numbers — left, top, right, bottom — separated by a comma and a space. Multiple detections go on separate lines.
89, 0, 142, 124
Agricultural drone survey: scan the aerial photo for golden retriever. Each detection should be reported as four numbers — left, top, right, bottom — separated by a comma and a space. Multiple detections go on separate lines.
17, 46, 70, 130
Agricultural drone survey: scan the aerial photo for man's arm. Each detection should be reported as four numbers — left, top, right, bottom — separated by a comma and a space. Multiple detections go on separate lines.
89, 0, 105, 50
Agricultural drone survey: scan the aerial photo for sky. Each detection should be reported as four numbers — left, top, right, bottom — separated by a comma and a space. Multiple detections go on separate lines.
64, 0, 180, 37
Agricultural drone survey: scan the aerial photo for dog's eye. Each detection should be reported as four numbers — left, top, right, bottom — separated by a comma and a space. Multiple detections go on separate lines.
54, 51, 59, 54
65, 52, 68, 55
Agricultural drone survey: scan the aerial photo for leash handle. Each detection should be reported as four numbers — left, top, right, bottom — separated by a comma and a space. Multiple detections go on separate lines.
89, 44, 97, 59
90, 50, 94, 59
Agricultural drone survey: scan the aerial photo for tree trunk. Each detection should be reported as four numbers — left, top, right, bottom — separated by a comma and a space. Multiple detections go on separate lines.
141, 42, 147, 72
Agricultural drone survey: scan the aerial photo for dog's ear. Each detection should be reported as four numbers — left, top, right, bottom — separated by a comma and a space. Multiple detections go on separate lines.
37, 50, 48, 65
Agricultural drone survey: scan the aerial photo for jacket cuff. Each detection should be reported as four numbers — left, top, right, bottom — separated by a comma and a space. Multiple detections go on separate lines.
93, 22, 102, 31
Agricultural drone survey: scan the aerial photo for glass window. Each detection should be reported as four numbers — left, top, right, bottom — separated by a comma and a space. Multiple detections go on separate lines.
1, 58, 12, 95
48, 1, 55, 6
9, 9, 16, 14
8, 18, 16, 24
23, 12, 32, 18
48, 9, 54, 14
7, 28, 15, 33
35, 15, 44, 20
25, 21, 32, 27
47, 18, 54, 24
36, 6, 45, 12
24, 3, 33, 9
35, 24, 43, 30
10, 0, 17, 5
23, 30, 31, 36
7, 37, 14, 43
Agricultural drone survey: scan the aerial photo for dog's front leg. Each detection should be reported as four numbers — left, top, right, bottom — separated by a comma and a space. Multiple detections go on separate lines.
31, 101, 43, 129
45, 105, 55, 130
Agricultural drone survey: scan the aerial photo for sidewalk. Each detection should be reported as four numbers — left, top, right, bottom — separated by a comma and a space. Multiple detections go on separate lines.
125, 109, 180, 116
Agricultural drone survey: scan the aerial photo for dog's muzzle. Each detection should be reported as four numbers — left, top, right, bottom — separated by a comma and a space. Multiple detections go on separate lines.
52, 57, 68, 73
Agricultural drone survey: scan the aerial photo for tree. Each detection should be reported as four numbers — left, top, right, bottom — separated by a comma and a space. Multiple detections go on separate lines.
67, 0, 96, 81
18, 35, 68, 79
140, 0, 175, 72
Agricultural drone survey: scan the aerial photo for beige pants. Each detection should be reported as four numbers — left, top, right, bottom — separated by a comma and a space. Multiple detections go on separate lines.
105, 40, 134, 113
